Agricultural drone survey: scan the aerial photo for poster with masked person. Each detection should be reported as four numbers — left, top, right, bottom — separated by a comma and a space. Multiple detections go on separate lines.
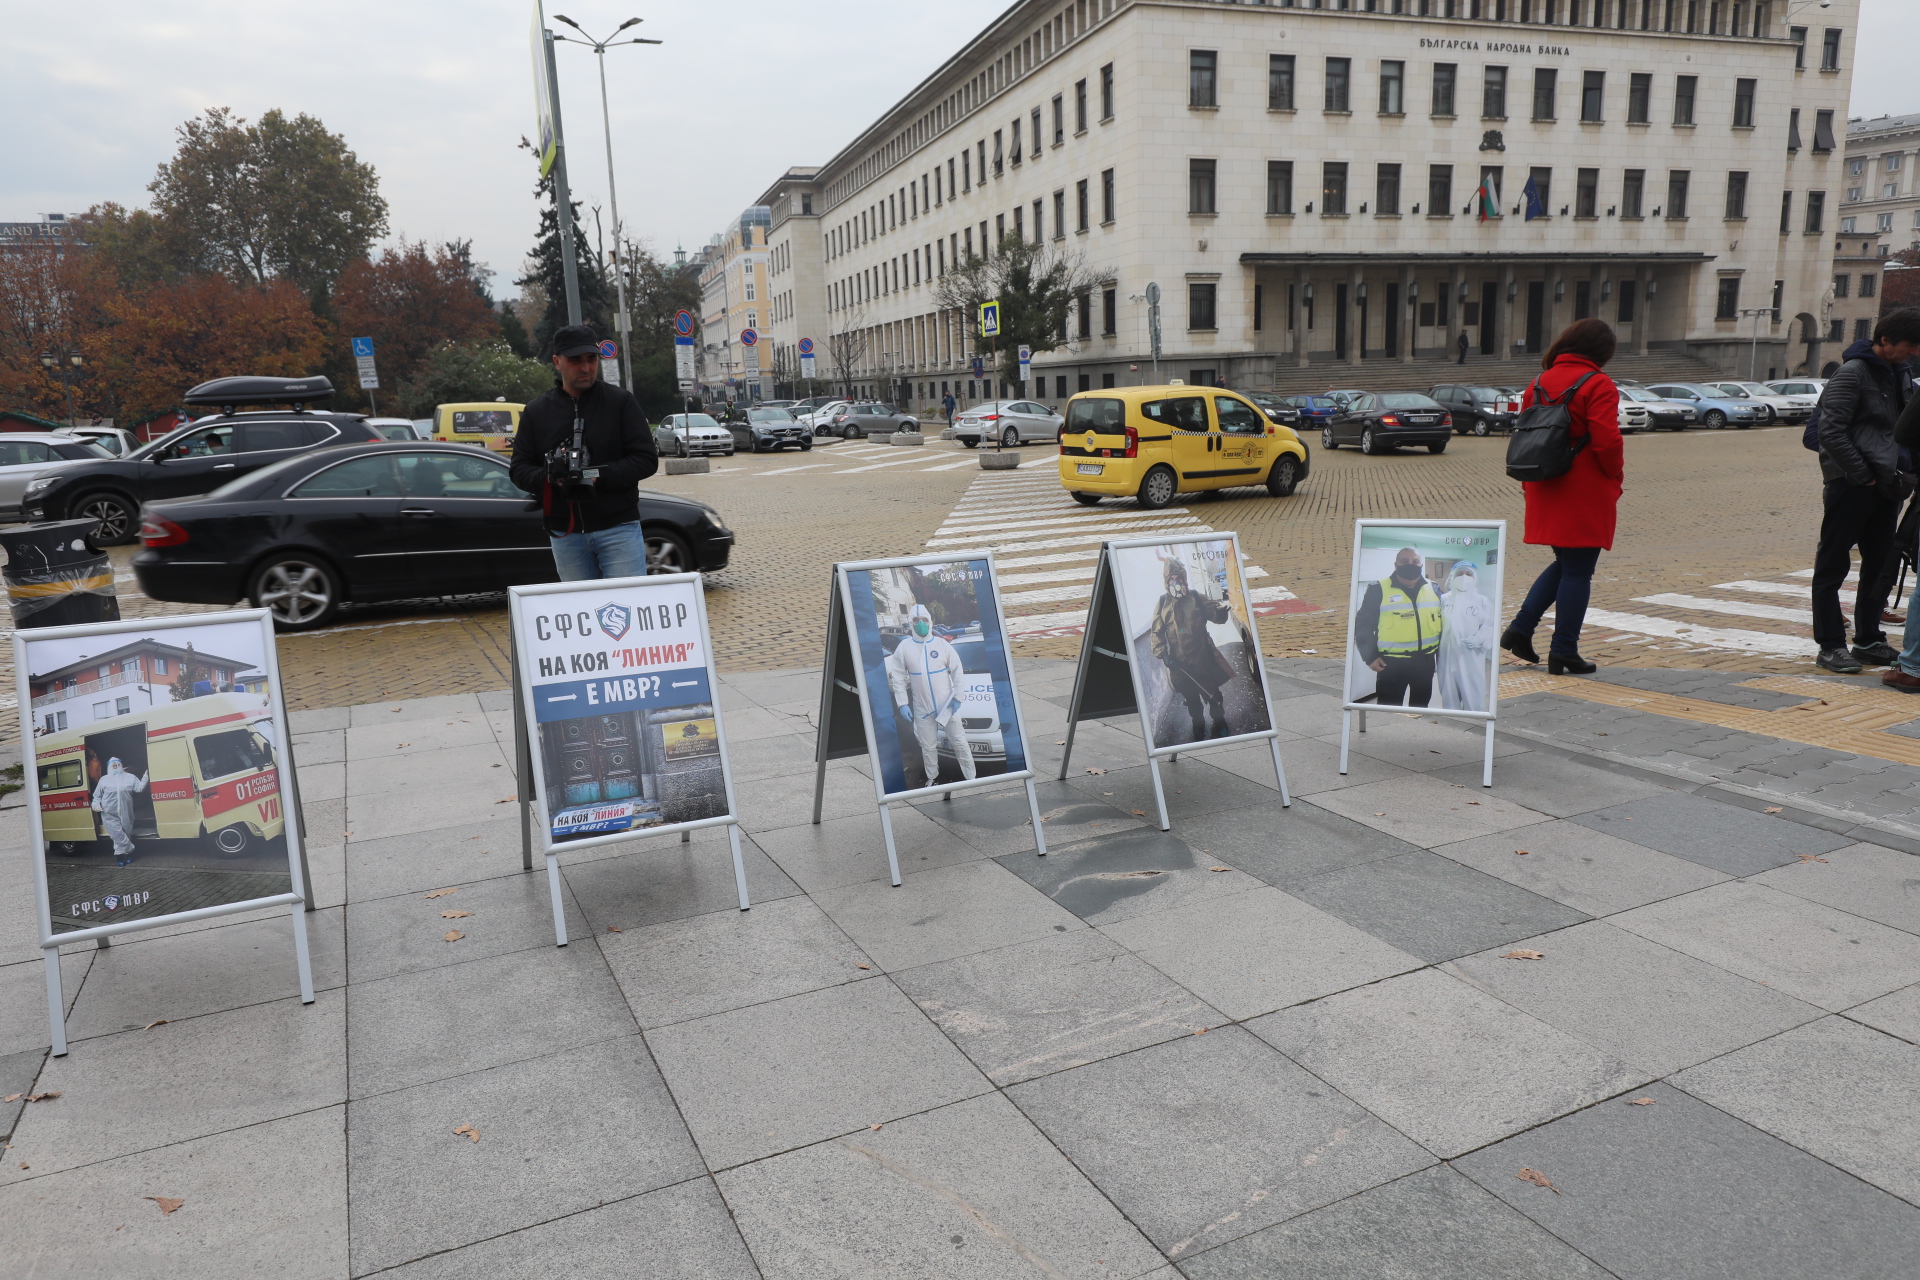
1342, 519, 1507, 718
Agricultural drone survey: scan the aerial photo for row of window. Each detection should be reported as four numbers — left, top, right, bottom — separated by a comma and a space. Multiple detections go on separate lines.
1831, 274, 1880, 300
1839, 212, 1920, 236
1255, 1, 1828, 56
1194, 52, 1768, 131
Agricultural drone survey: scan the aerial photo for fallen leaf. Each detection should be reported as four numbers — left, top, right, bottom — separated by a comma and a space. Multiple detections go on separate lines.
16, 1163, 25, 1169
495, 796, 517, 804
1762, 806, 1784, 815
1467, 801, 1481, 805
423, 887, 459, 899
1055, 740, 1066, 745
27, 1092, 61, 1102
145, 1196, 184, 1215
1796, 853, 1829, 865
1515, 849, 1531, 856
143, 1020, 169, 1030
453, 1124, 480, 1143
1501, 949, 1546, 961
443, 930, 465, 943
1515, 1168, 1560, 1194
1430, 749, 1442, 754
1627, 1097, 1656, 1106
1211, 866, 1231, 873
396, 743, 410, 749
1194, 1026, 1209, 1035
869, 1123, 883, 1131
855, 963, 872, 970
1595, 731, 1608, 736
440, 910, 473, 919
2, 1094, 19, 1103
1130, 809, 1147, 817
1373, 812, 1386, 817
1084, 767, 1107, 775
606, 926, 623, 933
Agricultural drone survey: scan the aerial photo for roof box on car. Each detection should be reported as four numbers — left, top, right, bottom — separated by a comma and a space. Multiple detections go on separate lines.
182, 375, 335, 410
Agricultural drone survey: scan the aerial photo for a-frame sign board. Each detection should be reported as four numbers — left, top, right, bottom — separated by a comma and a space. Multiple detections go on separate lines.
1058, 535, 1291, 830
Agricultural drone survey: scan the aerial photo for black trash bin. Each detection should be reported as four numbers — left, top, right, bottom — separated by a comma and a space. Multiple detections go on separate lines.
0, 520, 120, 630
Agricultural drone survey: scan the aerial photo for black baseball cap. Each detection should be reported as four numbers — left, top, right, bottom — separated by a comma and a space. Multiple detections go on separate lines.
551, 324, 601, 358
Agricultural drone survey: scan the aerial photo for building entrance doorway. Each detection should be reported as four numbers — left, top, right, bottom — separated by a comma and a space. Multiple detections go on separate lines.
1526, 280, 1546, 354
1336, 284, 1350, 360
1384, 283, 1400, 358
1479, 282, 1498, 354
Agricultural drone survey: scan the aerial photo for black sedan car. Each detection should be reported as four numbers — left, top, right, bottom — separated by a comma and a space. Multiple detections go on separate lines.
1428, 383, 1520, 436
23, 375, 381, 543
1321, 393, 1453, 455
132, 442, 735, 630
1241, 392, 1303, 429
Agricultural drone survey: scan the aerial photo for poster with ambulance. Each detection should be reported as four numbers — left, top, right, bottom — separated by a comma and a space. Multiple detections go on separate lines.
510, 573, 738, 845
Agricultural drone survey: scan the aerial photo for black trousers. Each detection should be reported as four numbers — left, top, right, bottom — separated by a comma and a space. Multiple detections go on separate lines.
1374, 653, 1437, 708
1812, 479, 1899, 650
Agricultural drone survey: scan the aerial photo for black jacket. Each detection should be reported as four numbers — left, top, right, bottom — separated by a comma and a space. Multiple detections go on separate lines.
1816, 339, 1909, 489
510, 379, 658, 534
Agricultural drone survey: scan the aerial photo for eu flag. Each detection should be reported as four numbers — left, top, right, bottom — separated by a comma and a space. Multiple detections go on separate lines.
1522, 174, 1547, 222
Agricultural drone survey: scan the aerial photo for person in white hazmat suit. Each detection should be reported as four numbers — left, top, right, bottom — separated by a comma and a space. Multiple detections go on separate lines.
91, 757, 149, 866
885, 605, 977, 790
1436, 562, 1496, 712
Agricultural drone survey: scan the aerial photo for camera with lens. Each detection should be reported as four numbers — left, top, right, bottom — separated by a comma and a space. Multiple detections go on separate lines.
546, 420, 601, 500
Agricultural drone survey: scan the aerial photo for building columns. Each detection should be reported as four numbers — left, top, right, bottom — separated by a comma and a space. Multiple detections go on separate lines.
1497, 264, 1516, 359
1635, 263, 1651, 356
1346, 266, 1362, 366
1400, 265, 1416, 365
1294, 267, 1310, 368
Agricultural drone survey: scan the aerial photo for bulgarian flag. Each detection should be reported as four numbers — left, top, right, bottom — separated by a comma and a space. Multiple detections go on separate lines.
1473, 178, 1499, 222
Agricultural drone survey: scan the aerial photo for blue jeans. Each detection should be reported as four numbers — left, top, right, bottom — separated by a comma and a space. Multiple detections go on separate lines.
1900, 579, 1920, 676
1509, 546, 1603, 658
549, 521, 649, 582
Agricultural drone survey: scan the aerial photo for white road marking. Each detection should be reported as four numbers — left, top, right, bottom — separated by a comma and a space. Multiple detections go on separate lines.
757, 463, 835, 475
935, 507, 1194, 537
927, 517, 1206, 555
1714, 580, 1813, 598
1575, 609, 1811, 657
836, 455, 952, 474
1633, 593, 1813, 627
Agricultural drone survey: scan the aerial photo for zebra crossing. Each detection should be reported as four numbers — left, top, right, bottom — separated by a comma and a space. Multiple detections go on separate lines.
921, 470, 1317, 640
1573, 567, 1862, 659
722, 440, 984, 477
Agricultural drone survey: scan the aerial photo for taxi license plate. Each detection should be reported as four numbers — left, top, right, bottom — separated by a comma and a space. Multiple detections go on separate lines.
1076, 463, 1103, 475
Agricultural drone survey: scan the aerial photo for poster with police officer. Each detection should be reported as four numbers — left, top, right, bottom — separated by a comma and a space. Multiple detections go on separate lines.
1342, 519, 1507, 717
836, 555, 1029, 799
509, 573, 739, 848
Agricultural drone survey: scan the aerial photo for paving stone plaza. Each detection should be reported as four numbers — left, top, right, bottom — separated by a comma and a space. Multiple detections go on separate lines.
4, 648, 1917, 1278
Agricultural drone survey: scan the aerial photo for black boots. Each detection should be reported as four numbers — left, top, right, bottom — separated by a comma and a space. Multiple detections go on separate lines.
1500, 627, 1540, 665
1548, 652, 1598, 675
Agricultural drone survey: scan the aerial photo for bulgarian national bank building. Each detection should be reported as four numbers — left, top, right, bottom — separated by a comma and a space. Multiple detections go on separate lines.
757, 0, 1857, 405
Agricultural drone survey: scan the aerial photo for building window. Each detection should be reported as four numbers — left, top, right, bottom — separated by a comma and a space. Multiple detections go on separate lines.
1805, 190, 1825, 232
1881, 212, 1896, 232
1432, 62, 1457, 116
993, 130, 1004, 176
1429, 164, 1453, 215
1857, 318, 1875, 341
1790, 26, 1807, 68
1772, 279, 1784, 322
1731, 78, 1757, 128
1078, 292, 1092, 338
1716, 277, 1740, 320
1075, 78, 1088, 132
1888, 154, 1902, 172
1189, 160, 1217, 214
1052, 95, 1064, 145
1101, 168, 1115, 223
1780, 190, 1794, 232
1627, 73, 1651, 123
1483, 66, 1507, 119
1623, 168, 1645, 217
1076, 179, 1089, 231
1053, 189, 1066, 238
1267, 161, 1295, 215
1533, 68, 1557, 121
1270, 54, 1296, 110
1788, 108, 1802, 151
1618, 279, 1637, 323
801, 194, 813, 215
1833, 274, 1851, 298
1673, 75, 1696, 125
1010, 119, 1022, 167
1828, 319, 1846, 342
1812, 110, 1836, 152
1377, 163, 1401, 214
1821, 27, 1841, 70
1102, 287, 1117, 335
1581, 70, 1604, 121
1189, 282, 1217, 331
1529, 166, 1553, 213
1667, 170, 1690, 218
1190, 51, 1218, 107
1031, 108, 1041, 158
1861, 274, 1878, 298
1323, 162, 1349, 215
1100, 63, 1114, 119
1480, 165, 1504, 210
1576, 167, 1599, 216
1380, 61, 1405, 114
1326, 57, 1351, 112
154, 656, 168, 675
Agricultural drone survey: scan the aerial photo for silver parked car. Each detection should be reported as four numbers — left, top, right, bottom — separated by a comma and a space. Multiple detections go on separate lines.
655, 413, 735, 457
951, 400, 1064, 448
0, 433, 113, 520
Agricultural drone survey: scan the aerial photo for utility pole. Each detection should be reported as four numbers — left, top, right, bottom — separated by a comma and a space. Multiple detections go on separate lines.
540, 21, 583, 326
1738, 306, 1772, 381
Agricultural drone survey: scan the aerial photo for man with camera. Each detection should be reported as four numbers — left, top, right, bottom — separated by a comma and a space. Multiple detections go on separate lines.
511, 324, 660, 580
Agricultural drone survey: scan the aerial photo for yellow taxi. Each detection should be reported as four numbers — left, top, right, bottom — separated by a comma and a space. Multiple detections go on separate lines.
432, 401, 523, 456
1057, 382, 1310, 509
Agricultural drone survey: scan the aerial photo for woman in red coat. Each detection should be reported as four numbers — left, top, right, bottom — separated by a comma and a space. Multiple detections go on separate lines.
1500, 319, 1625, 675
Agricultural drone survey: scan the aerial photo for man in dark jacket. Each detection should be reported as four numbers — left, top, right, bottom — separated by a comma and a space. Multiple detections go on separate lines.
1810, 310, 1920, 673
510, 324, 660, 581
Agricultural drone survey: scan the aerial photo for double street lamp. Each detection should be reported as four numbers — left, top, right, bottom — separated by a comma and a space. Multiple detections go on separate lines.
553, 14, 662, 394
39, 348, 83, 423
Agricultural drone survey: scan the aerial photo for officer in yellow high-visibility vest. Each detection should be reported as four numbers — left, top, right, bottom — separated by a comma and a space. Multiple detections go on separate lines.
1354, 547, 1444, 707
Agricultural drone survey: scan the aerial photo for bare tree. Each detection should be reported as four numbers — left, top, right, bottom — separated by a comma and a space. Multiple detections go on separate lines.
828, 303, 870, 397
932, 233, 1103, 390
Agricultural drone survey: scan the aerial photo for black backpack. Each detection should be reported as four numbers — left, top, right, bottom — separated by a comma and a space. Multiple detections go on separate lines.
1505, 371, 1599, 482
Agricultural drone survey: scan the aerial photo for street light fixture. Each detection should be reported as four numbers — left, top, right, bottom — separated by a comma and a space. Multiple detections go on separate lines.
553, 14, 663, 394
39, 348, 83, 424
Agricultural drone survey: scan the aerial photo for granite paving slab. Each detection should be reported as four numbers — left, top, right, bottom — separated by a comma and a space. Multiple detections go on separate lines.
1846, 982, 1920, 1044
1171, 798, 1423, 887
995, 826, 1264, 926
1433, 819, 1729, 917
1747, 841, 1920, 936
1307, 773, 1554, 848
811, 859, 1085, 973
1570, 792, 1852, 877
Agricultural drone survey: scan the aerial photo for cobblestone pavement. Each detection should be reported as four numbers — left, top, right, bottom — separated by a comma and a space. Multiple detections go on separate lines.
2, 660, 1915, 1277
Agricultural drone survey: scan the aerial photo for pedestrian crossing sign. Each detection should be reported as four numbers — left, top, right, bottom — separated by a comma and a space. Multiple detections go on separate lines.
978, 300, 1000, 338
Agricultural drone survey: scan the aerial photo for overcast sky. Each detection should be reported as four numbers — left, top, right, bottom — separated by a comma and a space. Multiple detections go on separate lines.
4, 0, 1909, 303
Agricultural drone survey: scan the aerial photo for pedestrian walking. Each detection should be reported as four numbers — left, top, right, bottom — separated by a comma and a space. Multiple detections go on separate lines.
1811, 310, 1920, 673
1456, 330, 1470, 365
942, 389, 956, 425
1499, 319, 1624, 676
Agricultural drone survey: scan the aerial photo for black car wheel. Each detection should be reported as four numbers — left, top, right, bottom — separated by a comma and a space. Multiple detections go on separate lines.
1266, 456, 1300, 497
1360, 427, 1381, 455
1321, 426, 1337, 450
842, 425, 861, 439
800, 441, 812, 451
74, 491, 137, 545
1472, 417, 1490, 437
1071, 491, 1103, 506
1428, 439, 1448, 454
961, 438, 979, 449
645, 528, 694, 575
1138, 464, 1178, 510
1703, 410, 1727, 429
250, 555, 341, 631
1000, 425, 1020, 448
676, 438, 689, 457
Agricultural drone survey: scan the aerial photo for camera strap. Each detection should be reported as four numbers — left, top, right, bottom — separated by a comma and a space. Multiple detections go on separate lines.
572, 414, 585, 458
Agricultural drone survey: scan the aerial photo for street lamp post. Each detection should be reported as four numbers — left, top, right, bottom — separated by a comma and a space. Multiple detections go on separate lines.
554, 14, 662, 393
1737, 306, 1774, 381
38, 348, 83, 424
